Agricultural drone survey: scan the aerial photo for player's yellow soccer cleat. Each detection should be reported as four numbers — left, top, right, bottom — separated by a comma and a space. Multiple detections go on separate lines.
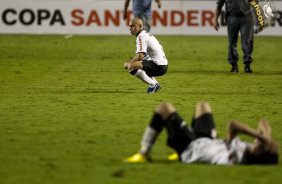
124, 153, 149, 163
168, 152, 179, 161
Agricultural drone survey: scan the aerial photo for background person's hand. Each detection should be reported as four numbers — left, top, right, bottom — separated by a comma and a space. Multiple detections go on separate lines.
123, 12, 127, 20
156, 0, 161, 8
214, 20, 220, 31
157, 2, 161, 8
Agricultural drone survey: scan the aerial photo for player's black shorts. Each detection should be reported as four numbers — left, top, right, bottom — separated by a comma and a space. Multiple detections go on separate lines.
192, 113, 216, 139
165, 113, 195, 155
165, 112, 216, 155
142, 59, 168, 77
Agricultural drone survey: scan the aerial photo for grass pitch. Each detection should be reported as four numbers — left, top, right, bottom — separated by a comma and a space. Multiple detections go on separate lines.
0, 34, 282, 184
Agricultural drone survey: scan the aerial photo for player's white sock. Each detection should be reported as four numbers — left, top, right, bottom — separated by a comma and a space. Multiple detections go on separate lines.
140, 126, 159, 155
134, 69, 156, 86
150, 77, 159, 84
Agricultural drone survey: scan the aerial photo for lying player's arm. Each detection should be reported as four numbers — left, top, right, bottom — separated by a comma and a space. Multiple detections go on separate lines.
226, 120, 271, 145
255, 120, 279, 153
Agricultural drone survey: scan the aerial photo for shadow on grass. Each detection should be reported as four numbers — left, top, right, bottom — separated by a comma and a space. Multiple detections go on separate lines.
171, 91, 276, 95
51, 89, 139, 94
169, 70, 282, 76
49, 88, 276, 95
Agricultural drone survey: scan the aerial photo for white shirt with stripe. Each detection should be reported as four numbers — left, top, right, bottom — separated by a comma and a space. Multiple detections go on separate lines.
180, 137, 249, 165
135, 30, 168, 65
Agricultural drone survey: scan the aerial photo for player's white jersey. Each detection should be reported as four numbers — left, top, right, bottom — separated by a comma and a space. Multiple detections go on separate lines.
136, 30, 168, 65
180, 137, 249, 165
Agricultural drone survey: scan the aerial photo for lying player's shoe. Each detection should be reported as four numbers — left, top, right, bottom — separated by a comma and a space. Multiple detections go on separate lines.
168, 152, 179, 161
124, 153, 150, 163
147, 83, 161, 93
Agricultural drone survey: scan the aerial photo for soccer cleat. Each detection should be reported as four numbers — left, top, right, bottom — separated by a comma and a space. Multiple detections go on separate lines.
244, 64, 253, 73
230, 64, 239, 73
147, 83, 161, 93
155, 83, 161, 92
124, 153, 150, 163
168, 153, 179, 161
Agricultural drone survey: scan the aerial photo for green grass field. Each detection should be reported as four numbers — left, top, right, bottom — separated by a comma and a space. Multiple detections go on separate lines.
0, 34, 282, 184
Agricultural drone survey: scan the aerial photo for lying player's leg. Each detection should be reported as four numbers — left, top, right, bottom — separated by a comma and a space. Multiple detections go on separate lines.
162, 103, 196, 157
124, 102, 173, 163
138, 102, 173, 155
192, 101, 217, 139
194, 101, 212, 119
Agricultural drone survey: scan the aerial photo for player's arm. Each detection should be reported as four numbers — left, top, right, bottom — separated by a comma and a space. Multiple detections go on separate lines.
254, 119, 279, 153
155, 0, 162, 8
128, 52, 144, 63
124, 52, 144, 70
228, 120, 279, 154
226, 120, 273, 145
123, 0, 131, 20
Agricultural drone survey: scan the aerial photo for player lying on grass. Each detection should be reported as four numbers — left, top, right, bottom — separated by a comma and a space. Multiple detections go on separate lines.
123, 18, 168, 93
124, 101, 279, 165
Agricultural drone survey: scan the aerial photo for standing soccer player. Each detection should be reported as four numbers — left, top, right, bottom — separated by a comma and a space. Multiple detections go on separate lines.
124, 18, 168, 93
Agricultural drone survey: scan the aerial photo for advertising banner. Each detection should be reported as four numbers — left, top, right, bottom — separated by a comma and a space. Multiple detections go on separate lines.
0, 0, 281, 35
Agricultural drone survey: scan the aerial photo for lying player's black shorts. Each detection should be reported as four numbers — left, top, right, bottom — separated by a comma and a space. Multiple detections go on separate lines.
192, 113, 216, 139
166, 112, 216, 155
142, 59, 168, 77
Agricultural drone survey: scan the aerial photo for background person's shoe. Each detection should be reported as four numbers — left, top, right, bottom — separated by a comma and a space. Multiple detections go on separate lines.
244, 64, 253, 73
230, 64, 239, 73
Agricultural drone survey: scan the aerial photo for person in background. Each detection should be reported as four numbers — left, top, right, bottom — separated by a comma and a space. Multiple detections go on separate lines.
214, 0, 254, 73
123, 0, 162, 32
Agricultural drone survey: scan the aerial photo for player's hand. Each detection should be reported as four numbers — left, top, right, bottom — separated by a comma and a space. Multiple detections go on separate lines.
124, 62, 128, 70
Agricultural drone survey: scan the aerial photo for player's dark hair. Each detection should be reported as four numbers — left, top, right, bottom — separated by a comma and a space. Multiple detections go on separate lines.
242, 149, 279, 165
